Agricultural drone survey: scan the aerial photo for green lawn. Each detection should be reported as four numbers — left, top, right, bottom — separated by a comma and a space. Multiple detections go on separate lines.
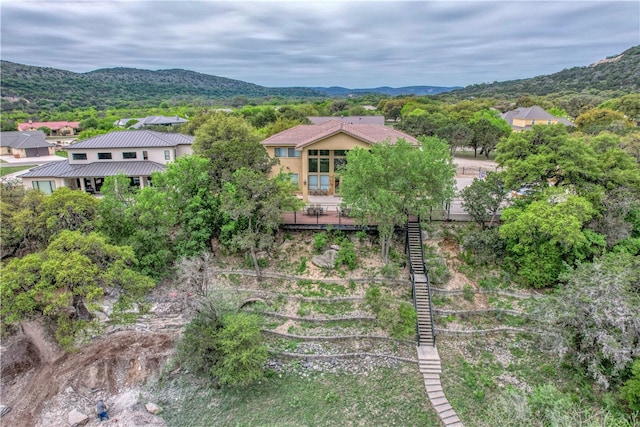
56, 150, 68, 158
153, 365, 439, 427
0, 164, 36, 177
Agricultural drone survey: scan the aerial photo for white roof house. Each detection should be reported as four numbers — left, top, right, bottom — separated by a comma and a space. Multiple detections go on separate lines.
20, 130, 193, 194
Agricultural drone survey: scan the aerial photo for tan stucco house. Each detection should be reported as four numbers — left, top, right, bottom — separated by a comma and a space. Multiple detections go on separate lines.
501, 106, 575, 132
17, 121, 80, 136
20, 130, 193, 194
0, 131, 56, 158
261, 119, 418, 201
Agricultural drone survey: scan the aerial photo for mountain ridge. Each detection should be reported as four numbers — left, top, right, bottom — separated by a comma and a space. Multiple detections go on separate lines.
1, 44, 638, 113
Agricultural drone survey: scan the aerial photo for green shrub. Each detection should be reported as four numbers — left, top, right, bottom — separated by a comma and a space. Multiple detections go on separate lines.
381, 262, 399, 278
621, 359, 640, 411
461, 227, 506, 266
177, 308, 267, 387
365, 286, 383, 312
366, 286, 416, 339
296, 256, 307, 274
177, 311, 222, 376
335, 239, 357, 270
424, 255, 449, 285
463, 284, 474, 302
313, 233, 327, 253
390, 302, 417, 339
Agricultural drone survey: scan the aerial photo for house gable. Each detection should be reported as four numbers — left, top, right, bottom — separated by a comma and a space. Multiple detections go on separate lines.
261, 120, 417, 200
501, 106, 574, 131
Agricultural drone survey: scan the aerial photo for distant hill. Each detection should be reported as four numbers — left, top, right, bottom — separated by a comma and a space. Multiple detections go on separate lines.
0, 62, 326, 112
448, 45, 640, 98
0, 62, 461, 114
312, 85, 461, 96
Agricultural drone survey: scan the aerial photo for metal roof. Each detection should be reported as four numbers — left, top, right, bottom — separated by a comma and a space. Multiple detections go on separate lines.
0, 131, 54, 149
20, 160, 166, 178
67, 130, 193, 149
114, 116, 189, 128
308, 116, 385, 125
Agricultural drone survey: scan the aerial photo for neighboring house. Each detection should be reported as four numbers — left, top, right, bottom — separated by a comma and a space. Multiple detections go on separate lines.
261, 119, 418, 200
20, 130, 193, 195
501, 106, 575, 131
0, 131, 56, 158
17, 121, 80, 136
308, 116, 385, 125
114, 115, 189, 129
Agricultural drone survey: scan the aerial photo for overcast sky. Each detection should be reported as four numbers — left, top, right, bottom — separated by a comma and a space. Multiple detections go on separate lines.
1, 1, 639, 88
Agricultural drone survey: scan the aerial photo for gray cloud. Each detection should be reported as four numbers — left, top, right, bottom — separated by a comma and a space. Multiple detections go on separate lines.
1, 1, 638, 88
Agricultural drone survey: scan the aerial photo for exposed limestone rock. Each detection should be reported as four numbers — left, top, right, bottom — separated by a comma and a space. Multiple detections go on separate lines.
311, 249, 337, 269
145, 402, 163, 414
68, 409, 88, 426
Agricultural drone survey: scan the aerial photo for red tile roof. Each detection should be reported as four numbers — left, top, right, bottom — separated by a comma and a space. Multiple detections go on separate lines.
17, 121, 80, 131
261, 119, 419, 148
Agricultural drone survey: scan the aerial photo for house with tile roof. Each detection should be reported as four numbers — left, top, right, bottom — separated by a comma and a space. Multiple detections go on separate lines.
17, 121, 80, 136
501, 106, 575, 132
0, 131, 56, 158
261, 119, 419, 200
20, 130, 193, 194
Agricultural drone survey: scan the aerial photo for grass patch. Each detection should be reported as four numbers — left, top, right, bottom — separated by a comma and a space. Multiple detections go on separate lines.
56, 150, 68, 158
0, 164, 36, 177
297, 301, 354, 316
153, 366, 439, 426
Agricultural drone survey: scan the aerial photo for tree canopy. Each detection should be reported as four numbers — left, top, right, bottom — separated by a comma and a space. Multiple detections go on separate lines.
193, 112, 276, 189
339, 137, 456, 262
220, 168, 303, 279
1, 231, 154, 348
531, 252, 640, 389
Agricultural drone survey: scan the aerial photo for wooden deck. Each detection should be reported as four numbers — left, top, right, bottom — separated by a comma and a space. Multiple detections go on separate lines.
281, 205, 374, 230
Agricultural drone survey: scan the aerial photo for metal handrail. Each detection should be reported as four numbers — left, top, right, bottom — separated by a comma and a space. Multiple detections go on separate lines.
415, 216, 436, 345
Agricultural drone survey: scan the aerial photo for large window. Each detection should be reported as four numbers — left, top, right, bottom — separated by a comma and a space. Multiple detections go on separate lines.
308, 148, 332, 193
290, 173, 299, 186
32, 180, 56, 194
123, 152, 137, 159
274, 148, 287, 157
164, 150, 170, 160
72, 153, 87, 160
97, 152, 112, 159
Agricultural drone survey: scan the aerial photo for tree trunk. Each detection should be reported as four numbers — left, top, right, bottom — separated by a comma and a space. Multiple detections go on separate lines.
250, 246, 262, 281
489, 210, 498, 228
381, 235, 390, 264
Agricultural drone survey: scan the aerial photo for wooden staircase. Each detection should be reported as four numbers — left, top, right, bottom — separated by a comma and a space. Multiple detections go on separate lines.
407, 219, 435, 346
408, 218, 463, 426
